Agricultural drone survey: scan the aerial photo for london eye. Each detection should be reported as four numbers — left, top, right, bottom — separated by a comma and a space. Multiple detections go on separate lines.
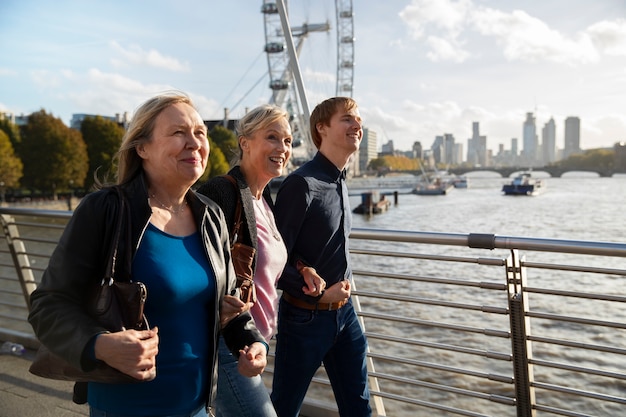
261, 0, 355, 163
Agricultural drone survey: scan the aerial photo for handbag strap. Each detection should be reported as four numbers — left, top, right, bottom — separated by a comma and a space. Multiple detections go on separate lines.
223, 175, 244, 245
101, 186, 126, 286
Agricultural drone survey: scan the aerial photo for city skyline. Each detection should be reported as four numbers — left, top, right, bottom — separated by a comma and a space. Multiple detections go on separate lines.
1, 1, 625, 153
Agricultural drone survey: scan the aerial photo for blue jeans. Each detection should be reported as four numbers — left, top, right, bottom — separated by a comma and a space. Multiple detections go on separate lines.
270, 297, 371, 417
215, 337, 277, 417
89, 404, 207, 417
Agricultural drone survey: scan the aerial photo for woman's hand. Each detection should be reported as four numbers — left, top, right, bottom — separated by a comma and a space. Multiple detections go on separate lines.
237, 342, 267, 377
94, 327, 159, 381
220, 294, 253, 328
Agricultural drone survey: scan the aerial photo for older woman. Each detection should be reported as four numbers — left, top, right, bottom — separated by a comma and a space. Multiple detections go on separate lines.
28, 92, 267, 417
198, 104, 325, 417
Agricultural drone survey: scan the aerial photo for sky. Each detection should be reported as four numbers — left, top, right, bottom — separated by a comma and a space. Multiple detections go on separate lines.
1, 0, 625, 156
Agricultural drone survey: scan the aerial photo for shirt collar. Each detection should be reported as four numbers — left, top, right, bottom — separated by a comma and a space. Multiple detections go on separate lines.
314, 152, 346, 182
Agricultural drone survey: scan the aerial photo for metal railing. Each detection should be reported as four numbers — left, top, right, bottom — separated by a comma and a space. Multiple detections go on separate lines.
2, 206, 626, 417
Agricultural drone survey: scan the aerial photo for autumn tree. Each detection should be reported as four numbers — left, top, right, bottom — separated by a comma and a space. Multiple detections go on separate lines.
20, 110, 89, 197
0, 117, 21, 149
557, 149, 614, 172
81, 115, 125, 190
209, 125, 239, 165
0, 129, 23, 196
368, 155, 420, 172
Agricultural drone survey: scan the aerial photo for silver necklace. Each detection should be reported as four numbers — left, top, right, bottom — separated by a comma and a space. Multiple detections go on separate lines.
149, 193, 187, 214
255, 198, 281, 241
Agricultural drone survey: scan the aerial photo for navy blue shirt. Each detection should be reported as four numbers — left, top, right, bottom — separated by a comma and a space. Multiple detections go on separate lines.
274, 152, 352, 302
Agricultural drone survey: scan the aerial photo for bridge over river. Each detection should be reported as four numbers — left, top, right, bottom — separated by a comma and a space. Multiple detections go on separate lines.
442, 166, 625, 178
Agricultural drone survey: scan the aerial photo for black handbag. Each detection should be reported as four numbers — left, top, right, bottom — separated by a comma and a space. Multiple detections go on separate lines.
223, 175, 257, 304
29, 187, 149, 384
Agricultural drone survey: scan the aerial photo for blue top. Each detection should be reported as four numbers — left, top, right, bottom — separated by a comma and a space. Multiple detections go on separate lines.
88, 223, 215, 416
274, 152, 352, 302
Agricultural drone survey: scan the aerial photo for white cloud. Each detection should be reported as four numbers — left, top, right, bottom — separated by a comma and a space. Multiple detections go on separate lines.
470, 8, 599, 65
109, 41, 190, 72
399, 1, 606, 65
399, 0, 471, 39
0, 68, 18, 76
30, 70, 61, 89
587, 19, 626, 56
426, 36, 470, 62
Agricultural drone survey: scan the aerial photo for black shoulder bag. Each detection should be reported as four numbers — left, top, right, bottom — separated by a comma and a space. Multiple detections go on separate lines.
29, 187, 150, 383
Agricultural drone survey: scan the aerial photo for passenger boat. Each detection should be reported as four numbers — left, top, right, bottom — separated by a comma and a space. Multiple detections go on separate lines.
450, 175, 469, 188
413, 177, 453, 195
502, 172, 546, 195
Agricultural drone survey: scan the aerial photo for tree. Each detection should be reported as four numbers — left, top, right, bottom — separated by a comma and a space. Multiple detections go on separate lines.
209, 125, 239, 165
368, 155, 420, 172
196, 137, 229, 186
0, 117, 22, 149
81, 116, 125, 190
557, 148, 614, 172
20, 110, 89, 197
0, 130, 23, 199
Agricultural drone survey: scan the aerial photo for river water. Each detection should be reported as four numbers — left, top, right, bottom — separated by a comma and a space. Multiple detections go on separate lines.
349, 173, 626, 243
345, 173, 626, 416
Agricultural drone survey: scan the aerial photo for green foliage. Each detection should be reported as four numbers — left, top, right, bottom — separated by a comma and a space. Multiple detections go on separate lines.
209, 125, 239, 165
81, 116, 125, 190
0, 130, 23, 188
557, 149, 614, 171
196, 137, 230, 186
0, 118, 21, 149
19, 110, 89, 194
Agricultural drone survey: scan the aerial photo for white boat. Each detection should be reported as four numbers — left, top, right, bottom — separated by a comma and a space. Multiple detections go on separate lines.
502, 172, 546, 196
450, 176, 469, 189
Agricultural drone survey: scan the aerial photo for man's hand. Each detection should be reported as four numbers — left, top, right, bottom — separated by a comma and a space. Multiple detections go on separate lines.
237, 342, 267, 377
318, 280, 350, 304
300, 266, 326, 297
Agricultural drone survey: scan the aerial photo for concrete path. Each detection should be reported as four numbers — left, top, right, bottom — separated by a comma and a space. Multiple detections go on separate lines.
0, 348, 88, 417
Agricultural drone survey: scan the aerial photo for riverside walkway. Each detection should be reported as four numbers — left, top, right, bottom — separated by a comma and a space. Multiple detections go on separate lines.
0, 347, 87, 417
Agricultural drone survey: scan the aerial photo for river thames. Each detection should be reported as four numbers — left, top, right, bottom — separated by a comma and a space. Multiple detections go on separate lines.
349, 173, 626, 244
346, 173, 626, 416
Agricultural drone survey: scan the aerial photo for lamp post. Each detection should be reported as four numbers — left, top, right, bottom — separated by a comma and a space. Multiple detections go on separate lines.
67, 180, 74, 211
0, 181, 5, 205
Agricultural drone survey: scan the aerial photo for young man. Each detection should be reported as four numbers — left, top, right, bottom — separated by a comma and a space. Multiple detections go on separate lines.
271, 97, 371, 417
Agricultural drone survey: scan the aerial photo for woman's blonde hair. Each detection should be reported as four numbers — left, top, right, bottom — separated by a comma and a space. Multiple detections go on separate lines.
114, 92, 195, 185
234, 104, 290, 161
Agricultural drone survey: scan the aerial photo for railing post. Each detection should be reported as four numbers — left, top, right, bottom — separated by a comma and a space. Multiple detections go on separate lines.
351, 280, 387, 417
506, 249, 536, 417
0, 214, 37, 309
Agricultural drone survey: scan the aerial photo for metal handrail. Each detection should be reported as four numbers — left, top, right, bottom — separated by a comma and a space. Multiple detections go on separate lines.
2, 207, 626, 417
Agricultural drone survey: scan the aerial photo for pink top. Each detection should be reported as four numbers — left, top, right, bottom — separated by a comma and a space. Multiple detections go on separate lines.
250, 198, 288, 341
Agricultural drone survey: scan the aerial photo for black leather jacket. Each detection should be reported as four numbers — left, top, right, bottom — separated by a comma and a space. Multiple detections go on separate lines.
28, 173, 264, 406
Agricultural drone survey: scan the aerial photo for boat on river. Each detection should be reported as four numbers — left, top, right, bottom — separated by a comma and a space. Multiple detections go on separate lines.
450, 175, 469, 188
413, 176, 453, 195
502, 172, 546, 195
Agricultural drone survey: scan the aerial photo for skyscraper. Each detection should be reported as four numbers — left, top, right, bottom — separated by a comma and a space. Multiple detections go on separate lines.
467, 121, 487, 167
359, 127, 378, 173
542, 117, 556, 163
564, 116, 581, 159
523, 112, 538, 166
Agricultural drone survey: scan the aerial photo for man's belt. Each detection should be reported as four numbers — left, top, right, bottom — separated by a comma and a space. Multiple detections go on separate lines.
283, 292, 347, 311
